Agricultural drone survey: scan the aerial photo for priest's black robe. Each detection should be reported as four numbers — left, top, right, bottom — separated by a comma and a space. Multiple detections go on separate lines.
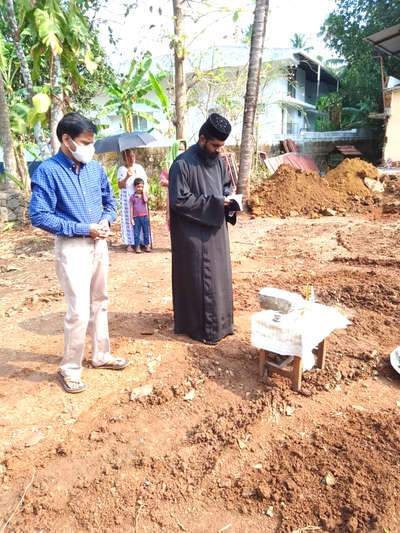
168, 144, 234, 344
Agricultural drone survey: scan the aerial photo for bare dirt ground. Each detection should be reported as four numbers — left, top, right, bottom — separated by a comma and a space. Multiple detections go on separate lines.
0, 205, 400, 532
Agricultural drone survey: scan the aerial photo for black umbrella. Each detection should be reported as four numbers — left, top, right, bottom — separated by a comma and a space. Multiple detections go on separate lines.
94, 131, 156, 154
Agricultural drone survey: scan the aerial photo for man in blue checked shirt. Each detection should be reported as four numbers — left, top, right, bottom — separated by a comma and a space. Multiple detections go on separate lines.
30, 112, 131, 394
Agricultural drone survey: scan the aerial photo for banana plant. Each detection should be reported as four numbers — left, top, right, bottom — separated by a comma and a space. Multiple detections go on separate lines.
149, 71, 174, 137
105, 52, 169, 133
0, 169, 25, 190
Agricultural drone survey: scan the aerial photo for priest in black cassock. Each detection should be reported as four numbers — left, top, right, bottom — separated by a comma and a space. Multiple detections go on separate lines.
168, 113, 235, 345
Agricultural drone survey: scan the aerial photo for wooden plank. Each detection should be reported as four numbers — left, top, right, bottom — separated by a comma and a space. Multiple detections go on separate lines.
292, 356, 302, 391
266, 356, 294, 369
316, 338, 327, 369
265, 363, 293, 380
259, 350, 267, 377
260, 338, 330, 391
335, 145, 362, 156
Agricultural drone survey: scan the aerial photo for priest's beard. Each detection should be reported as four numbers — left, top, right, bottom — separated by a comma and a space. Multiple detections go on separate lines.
197, 143, 220, 167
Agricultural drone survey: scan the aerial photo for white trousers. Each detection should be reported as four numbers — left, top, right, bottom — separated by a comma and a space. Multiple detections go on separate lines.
55, 236, 112, 380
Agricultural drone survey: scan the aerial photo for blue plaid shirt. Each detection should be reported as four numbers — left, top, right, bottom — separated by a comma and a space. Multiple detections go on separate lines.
30, 150, 117, 236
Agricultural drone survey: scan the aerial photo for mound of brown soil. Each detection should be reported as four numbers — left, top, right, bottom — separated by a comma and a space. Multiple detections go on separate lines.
325, 157, 378, 197
249, 159, 376, 218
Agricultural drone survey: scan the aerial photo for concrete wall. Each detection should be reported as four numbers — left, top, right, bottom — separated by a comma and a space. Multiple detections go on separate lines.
96, 129, 378, 178
384, 88, 400, 163
267, 130, 378, 168
0, 187, 28, 224
296, 69, 306, 101
96, 146, 171, 178
0, 129, 377, 226
258, 78, 287, 138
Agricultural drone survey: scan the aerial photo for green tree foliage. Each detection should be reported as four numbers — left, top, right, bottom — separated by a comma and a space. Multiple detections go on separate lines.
137, 1, 245, 138
315, 93, 342, 131
186, 51, 247, 125
105, 164, 119, 209
315, 92, 372, 131
0, 0, 115, 131
0, 32, 29, 133
16, 0, 114, 112
320, 0, 400, 111
68, 40, 115, 115
184, 53, 288, 145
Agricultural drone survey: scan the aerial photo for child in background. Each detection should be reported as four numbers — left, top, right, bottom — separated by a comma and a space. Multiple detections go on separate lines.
129, 178, 151, 253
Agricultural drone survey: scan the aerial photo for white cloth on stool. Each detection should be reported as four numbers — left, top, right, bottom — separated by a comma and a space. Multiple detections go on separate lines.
251, 303, 350, 371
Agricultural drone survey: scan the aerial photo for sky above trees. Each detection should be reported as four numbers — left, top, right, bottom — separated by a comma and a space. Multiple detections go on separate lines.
97, 0, 337, 72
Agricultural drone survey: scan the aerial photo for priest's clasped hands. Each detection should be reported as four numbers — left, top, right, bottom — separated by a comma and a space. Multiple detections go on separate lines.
224, 196, 232, 206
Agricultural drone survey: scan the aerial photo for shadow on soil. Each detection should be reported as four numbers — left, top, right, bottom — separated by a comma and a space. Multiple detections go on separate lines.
18, 311, 175, 339
0, 348, 58, 382
110, 244, 171, 254
13, 236, 54, 256
187, 336, 264, 401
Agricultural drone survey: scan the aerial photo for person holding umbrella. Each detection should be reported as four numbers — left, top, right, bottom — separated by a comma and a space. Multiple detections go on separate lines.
117, 149, 148, 251
94, 131, 156, 251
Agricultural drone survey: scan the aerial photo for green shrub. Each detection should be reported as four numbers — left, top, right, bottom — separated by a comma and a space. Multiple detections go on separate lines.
147, 175, 166, 211
106, 165, 119, 209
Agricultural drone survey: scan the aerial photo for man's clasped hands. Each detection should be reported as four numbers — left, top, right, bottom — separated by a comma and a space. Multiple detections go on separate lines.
89, 219, 110, 240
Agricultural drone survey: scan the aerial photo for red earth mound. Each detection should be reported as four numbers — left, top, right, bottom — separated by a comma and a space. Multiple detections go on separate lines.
249, 158, 378, 218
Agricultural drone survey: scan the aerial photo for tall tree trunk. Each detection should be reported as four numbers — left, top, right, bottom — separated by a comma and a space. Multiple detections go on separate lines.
237, 0, 269, 205
50, 53, 63, 154
0, 73, 18, 185
4, 0, 51, 159
172, 0, 187, 140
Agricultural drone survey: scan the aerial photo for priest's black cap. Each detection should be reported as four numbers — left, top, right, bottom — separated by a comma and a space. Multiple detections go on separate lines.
199, 113, 232, 141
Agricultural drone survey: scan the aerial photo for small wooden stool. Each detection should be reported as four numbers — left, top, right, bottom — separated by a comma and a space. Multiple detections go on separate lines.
258, 338, 327, 391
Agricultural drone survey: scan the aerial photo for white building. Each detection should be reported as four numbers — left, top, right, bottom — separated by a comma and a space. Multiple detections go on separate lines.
93, 46, 338, 146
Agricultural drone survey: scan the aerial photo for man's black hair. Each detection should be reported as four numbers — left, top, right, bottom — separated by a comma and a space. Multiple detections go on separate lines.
56, 112, 97, 142
198, 127, 214, 141
134, 177, 144, 186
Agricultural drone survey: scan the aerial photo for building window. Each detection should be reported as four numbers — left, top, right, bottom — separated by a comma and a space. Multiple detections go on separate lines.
287, 121, 296, 135
133, 114, 148, 131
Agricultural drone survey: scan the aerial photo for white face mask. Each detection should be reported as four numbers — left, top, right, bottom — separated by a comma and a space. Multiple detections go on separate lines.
69, 139, 95, 164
